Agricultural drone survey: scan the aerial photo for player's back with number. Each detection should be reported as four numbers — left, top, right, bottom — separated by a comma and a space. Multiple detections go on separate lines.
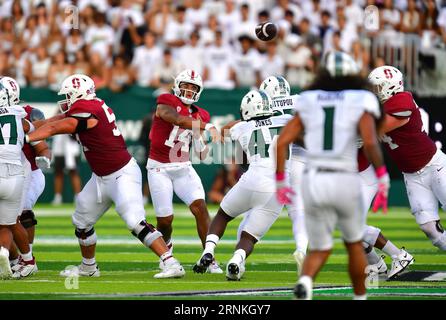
232, 114, 291, 169
381, 92, 436, 173
67, 98, 131, 176
297, 89, 379, 172
0, 105, 26, 166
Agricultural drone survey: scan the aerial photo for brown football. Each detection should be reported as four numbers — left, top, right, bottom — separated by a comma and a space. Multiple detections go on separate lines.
255, 22, 278, 41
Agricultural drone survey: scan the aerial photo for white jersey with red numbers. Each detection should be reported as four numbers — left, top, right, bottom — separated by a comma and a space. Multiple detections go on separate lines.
148, 93, 210, 166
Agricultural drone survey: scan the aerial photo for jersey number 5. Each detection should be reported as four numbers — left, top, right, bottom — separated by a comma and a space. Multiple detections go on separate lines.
101, 104, 121, 136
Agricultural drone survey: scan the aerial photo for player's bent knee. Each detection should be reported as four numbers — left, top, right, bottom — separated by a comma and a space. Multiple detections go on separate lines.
362, 225, 381, 247
20, 210, 37, 229
156, 215, 174, 227
75, 227, 97, 246
132, 220, 162, 247
240, 230, 259, 243
189, 199, 206, 213
420, 220, 446, 250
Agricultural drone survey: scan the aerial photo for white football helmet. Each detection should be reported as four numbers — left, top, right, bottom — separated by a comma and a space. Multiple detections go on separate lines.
259, 76, 290, 99
240, 90, 273, 121
0, 76, 20, 105
173, 69, 203, 105
368, 66, 404, 103
0, 83, 11, 108
323, 51, 360, 77
58, 74, 96, 113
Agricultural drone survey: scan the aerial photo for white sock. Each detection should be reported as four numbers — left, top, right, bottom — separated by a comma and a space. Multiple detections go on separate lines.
82, 257, 96, 266
54, 193, 62, 201
160, 252, 177, 266
21, 251, 33, 262
366, 248, 381, 265
382, 241, 400, 259
233, 249, 246, 264
297, 275, 313, 300
203, 234, 219, 256
166, 240, 173, 255
353, 294, 367, 300
29, 244, 33, 251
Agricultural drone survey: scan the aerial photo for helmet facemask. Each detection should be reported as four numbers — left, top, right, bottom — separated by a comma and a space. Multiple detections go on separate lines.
177, 82, 200, 105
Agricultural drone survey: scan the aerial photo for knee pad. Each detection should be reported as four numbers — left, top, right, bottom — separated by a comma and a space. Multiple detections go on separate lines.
20, 210, 37, 229
75, 227, 97, 246
420, 220, 446, 250
132, 221, 162, 247
362, 225, 381, 247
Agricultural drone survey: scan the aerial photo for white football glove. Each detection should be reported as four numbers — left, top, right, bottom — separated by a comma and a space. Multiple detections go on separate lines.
35, 156, 51, 169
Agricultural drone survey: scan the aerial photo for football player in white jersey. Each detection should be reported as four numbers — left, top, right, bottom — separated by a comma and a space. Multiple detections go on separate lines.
193, 89, 291, 280
276, 51, 390, 300
261, 76, 308, 271
0, 83, 35, 279
236, 75, 308, 274
0, 76, 51, 279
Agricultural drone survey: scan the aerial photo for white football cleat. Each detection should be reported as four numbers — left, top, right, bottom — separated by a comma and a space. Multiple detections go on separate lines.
207, 259, 224, 274
226, 258, 245, 281
193, 252, 214, 274
12, 258, 38, 279
388, 247, 414, 279
368, 255, 388, 277
293, 250, 306, 275
60, 264, 101, 277
0, 247, 12, 280
10, 258, 22, 272
154, 259, 185, 279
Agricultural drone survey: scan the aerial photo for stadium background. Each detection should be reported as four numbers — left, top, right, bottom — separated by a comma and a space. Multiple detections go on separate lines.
1, 0, 446, 205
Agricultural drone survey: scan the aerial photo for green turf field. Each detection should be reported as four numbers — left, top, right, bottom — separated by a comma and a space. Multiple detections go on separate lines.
1, 204, 445, 300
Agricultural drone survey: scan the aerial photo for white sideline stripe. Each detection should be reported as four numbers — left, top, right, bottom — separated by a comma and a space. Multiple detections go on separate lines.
34, 237, 297, 245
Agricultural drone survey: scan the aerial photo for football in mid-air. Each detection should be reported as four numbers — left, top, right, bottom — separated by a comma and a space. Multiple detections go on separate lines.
255, 22, 278, 41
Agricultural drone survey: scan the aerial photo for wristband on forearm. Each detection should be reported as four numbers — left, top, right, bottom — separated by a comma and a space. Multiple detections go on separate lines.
375, 166, 387, 178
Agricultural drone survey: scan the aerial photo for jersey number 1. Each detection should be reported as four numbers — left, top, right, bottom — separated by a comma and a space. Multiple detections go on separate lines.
323, 106, 335, 150
0, 115, 18, 145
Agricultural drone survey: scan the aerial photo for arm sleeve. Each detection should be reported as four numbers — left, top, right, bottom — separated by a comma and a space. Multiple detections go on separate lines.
383, 92, 415, 118
156, 93, 178, 107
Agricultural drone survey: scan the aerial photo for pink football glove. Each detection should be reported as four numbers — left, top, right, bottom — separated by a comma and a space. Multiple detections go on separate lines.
276, 172, 295, 205
371, 166, 390, 214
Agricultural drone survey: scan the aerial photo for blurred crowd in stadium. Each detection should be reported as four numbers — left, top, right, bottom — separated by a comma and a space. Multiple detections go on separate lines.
1, 0, 446, 92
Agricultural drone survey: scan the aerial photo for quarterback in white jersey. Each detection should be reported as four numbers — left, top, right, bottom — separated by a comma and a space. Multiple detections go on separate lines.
276, 51, 390, 300
0, 84, 34, 279
193, 89, 291, 280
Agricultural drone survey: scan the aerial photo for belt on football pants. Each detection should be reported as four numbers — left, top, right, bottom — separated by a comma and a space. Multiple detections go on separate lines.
305, 167, 349, 174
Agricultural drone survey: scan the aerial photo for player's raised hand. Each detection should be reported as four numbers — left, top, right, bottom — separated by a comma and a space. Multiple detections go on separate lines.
372, 166, 390, 214
275, 172, 295, 205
